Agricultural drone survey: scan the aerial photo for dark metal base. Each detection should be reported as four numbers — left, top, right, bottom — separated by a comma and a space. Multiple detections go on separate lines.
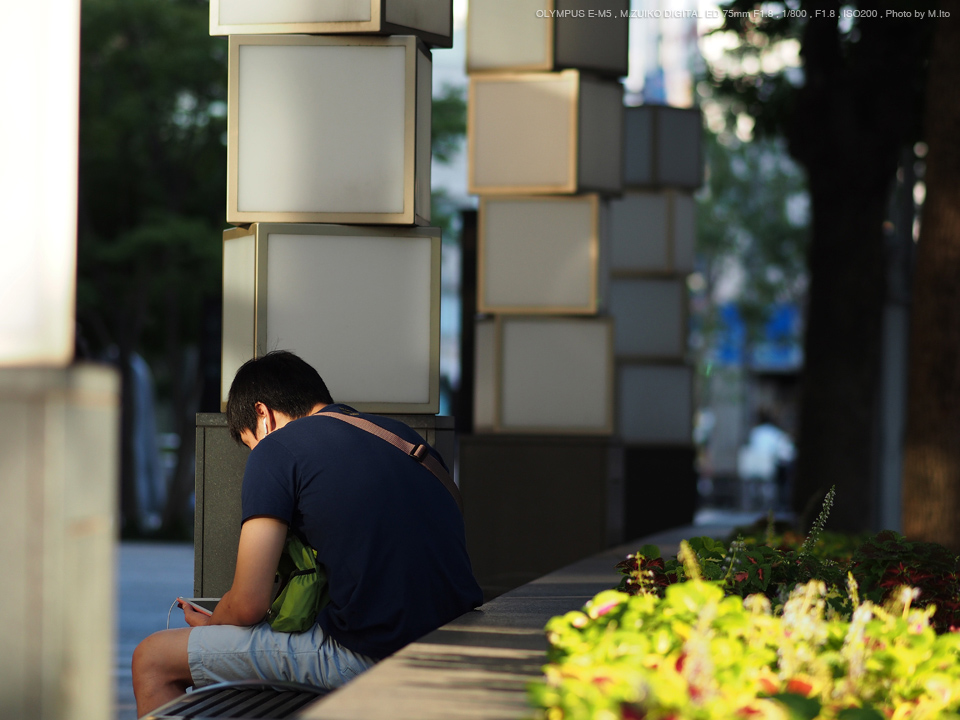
145, 680, 327, 719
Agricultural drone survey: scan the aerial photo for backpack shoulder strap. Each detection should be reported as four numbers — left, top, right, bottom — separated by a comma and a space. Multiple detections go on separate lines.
321, 411, 464, 514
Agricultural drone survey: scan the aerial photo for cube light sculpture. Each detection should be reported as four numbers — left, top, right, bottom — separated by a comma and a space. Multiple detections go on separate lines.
0, 365, 118, 720
221, 223, 441, 413
624, 105, 703, 190
473, 316, 614, 434
478, 195, 604, 314
472, 317, 497, 432
211, 0, 453, 48
617, 363, 693, 444
468, 71, 623, 195
1, 1, 80, 366
609, 191, 695, 275
467, 0, 628, 76
609, 278, 687, 359
228, 35, 432, 226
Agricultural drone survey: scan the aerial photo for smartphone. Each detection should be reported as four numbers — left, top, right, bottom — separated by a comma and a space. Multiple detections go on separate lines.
177, 597, 215, 616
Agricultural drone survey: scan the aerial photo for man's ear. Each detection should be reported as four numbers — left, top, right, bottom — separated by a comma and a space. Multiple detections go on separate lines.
254, 401, 269, 420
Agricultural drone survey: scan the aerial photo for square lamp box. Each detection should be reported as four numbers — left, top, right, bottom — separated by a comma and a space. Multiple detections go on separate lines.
468, 70, 623, 196
478, 195, 608, 315
473, 316, 614, 434
1, 0, 80, 368
617, 362, 693, 445
221, 223, 441, 414
211, 0, 453, 48
228, 35, 432, 226
609, 277, 688, 360
0, 365, 118, 720
609, 190, 696, 275
624, 105, 704, 190
467, 0, 628, 76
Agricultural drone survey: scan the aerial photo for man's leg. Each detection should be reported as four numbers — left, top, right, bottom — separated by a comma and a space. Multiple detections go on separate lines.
132, 628, 192, 717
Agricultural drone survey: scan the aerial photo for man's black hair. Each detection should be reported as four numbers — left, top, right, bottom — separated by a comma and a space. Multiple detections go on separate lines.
226, 350, 334, 443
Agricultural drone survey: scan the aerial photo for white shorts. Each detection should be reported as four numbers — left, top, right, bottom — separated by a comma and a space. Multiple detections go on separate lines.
187, 621, 376, 691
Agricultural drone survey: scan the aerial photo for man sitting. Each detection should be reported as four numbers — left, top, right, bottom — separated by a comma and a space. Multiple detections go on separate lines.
132, 351, 482, 716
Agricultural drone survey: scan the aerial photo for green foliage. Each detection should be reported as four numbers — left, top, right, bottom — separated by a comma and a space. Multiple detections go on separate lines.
850, 531, 960, 632
695, 131, 809, 345
616, 529, 960, 636
531, 578, 960, 720
799, 486, 836, 561
78, 0, 227, 360
431, 84, 466, 164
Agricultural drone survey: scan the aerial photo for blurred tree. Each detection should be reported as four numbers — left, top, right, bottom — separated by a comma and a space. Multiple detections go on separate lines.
902, 6, 960, 551
695, 131, 809, 351
432, 84, 467, 164
709, 0, 935, 530
78, 0, 227, 536
431, 84, 468, 243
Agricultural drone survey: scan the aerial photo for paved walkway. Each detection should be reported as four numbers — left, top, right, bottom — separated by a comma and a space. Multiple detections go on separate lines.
115, 542, 195, 720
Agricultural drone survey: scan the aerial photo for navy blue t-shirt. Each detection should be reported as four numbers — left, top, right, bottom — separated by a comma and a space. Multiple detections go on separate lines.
240, 404, 482, 659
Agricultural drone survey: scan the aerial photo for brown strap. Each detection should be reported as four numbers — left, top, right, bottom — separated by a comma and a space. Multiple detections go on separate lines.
322, 411, 463, 514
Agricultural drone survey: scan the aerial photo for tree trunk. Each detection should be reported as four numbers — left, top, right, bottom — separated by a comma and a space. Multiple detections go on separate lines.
160, 347, 203, 537
787, 4, 931, 531
901, 3, 960, 552
793, 181, 886, 530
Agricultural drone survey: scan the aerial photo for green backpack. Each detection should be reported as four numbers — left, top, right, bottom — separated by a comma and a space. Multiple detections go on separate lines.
266, 533, 330, 633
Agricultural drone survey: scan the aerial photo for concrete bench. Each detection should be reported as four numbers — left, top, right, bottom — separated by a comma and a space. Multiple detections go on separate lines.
295, 521, 735, 720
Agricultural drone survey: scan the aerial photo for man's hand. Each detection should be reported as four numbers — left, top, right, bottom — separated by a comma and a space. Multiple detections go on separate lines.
206, 516, 287, 627
182, 603, 213, 627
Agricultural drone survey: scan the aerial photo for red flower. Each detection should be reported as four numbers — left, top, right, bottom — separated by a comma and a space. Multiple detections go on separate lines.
758, 677, 779, 695
786, 678, 814, 696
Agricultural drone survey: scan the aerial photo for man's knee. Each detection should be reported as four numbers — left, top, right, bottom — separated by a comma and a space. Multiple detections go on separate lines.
132, 629, 192, 686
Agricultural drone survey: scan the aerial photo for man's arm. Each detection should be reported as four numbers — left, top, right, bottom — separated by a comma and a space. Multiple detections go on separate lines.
184, 516, 286, 627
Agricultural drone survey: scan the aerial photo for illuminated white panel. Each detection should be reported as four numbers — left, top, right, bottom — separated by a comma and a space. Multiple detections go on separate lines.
212, 0, 453, 47
553, 0, 629, 75
229, 36, 430, 225
499, 317, 613, 433
0, 366, 118, 719
577, 78, 623, 193
220, 229, 256, 405
623, 108, 653, 187
467, 0, 628, 75
609, 279, 686, 358
467, 0, 550, 71
469, 71, 623, 195
479, 196, 598, 313
673, 193, 696, 273
415, 50, 432, 222
220, 224, 441, 413
0, 1, 80, 366
609, 192, 669, 272
470, 72, 576, 192
624, 106, 703, 190
656, 108, 703, 189
618, 364, 692, 444
473, 319, 496, 431
385, 0, 451, 38
219, 0, 372, 24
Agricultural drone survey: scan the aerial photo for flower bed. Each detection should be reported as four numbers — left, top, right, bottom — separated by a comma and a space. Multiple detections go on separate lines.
530, 575, 960, 720
529, 498, 960, 720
